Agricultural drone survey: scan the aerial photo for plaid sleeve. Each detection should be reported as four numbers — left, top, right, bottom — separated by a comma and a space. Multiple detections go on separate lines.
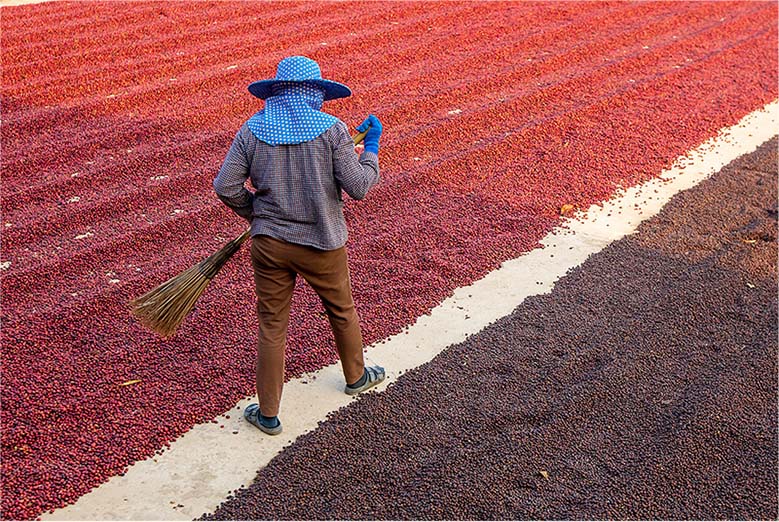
330, 122, 380, 200
213, 127, 254, 221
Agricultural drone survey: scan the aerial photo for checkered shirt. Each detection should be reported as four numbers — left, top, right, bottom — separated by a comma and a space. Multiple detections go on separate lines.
213, 121, 379, 250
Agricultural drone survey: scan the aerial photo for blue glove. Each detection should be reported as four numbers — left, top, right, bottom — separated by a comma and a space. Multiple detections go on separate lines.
357, 114, 383, 154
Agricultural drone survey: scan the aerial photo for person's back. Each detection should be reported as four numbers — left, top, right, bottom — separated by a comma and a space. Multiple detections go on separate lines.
216, 118, 378, 250
213, 56, 385, 436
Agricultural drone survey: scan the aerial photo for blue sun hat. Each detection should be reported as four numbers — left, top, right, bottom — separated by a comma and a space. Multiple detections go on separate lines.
248, 56, 351, 101
246, 56, 352, 146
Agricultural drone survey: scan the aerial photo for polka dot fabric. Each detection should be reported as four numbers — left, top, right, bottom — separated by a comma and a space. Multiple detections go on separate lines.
248, 56, 352, 101
247, 83, 339, 146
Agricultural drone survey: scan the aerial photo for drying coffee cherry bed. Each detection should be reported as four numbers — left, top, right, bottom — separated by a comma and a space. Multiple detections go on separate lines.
1, 1, 776, 519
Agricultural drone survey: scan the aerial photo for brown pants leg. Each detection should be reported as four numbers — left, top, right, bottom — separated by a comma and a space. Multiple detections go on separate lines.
250, 235, 366, 417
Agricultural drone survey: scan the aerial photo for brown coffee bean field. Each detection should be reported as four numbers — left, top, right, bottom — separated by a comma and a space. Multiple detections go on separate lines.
204, 139, 778, 520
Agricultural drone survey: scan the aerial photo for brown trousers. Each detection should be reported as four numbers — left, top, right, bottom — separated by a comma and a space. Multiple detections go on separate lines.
250, 235, 365, 417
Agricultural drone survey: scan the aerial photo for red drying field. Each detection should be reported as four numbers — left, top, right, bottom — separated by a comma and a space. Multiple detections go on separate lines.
1, 1, 776, 519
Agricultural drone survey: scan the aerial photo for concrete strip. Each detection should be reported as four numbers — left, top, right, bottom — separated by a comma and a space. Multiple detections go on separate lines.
0, 0, 53, 6
45, 100, 778, 521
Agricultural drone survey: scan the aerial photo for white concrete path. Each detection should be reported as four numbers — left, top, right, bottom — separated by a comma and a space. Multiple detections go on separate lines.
0, 0, 52, 6
45, 101, 778, 520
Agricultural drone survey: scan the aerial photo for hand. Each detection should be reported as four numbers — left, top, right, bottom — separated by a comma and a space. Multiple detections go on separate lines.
357, 114, 383, 154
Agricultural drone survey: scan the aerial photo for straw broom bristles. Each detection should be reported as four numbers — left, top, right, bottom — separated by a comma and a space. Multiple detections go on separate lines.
130, 128, 368, 337
130, 228, 251, 337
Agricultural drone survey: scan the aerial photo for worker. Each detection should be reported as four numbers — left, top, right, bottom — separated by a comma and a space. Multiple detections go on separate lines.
213, 56, 385, 435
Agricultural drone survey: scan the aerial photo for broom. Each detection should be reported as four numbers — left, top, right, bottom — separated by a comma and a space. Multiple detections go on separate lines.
130, 127, 370, 337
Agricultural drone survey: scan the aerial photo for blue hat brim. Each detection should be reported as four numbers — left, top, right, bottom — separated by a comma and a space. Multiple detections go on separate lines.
248, 79, 352, 101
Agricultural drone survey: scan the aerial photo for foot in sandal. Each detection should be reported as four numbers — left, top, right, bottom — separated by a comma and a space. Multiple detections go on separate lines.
344, 365, 386, 395
244, 403, 283, 435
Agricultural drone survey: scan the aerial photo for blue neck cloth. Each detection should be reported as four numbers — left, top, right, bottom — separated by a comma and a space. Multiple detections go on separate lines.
246, 83, 338, 146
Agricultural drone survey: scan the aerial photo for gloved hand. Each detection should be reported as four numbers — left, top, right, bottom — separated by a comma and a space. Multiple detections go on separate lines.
357, 114, 383, 154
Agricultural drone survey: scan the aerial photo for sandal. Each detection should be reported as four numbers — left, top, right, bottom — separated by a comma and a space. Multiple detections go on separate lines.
243, 403, 283, 435
344, 365, 386, 396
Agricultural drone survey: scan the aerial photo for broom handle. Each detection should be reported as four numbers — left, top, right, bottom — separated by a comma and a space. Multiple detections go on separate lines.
351, 127, 369, 146
233, 127, 370, 240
